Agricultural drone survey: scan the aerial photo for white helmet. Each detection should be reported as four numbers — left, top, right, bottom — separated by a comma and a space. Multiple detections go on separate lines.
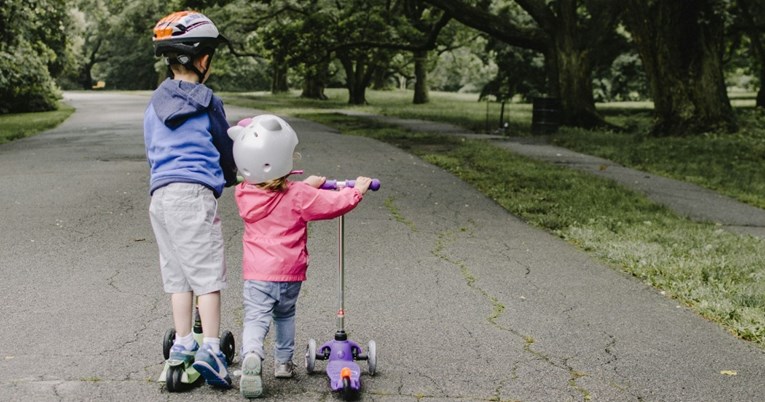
228, 114, 299, 184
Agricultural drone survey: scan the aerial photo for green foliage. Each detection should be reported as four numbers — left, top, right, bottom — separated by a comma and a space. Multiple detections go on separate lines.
0, 0, 71, 113
0, 43, 61, 113
480, 40, 545, 101
97, 1, 166, 89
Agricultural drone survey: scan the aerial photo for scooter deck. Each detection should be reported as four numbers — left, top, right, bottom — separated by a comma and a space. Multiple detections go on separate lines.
321, 339, 364, 392
327, 360, 362, 392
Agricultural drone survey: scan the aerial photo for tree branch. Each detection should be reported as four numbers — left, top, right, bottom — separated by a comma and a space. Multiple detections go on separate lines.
422, 0, 546, 51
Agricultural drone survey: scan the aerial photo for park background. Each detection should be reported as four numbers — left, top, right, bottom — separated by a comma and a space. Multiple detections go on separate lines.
2, 0, 765, 353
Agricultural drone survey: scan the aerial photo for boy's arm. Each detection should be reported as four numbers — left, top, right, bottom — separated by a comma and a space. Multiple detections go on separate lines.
209, 97, 238, 187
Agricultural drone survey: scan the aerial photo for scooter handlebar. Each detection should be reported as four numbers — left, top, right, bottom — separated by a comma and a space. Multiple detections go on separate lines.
321, 179, 380, 191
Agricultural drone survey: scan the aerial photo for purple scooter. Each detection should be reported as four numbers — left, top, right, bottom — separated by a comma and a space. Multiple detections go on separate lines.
305, 178, 380, 400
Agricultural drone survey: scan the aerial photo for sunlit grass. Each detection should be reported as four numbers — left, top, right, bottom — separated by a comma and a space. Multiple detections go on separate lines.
0, 102, 75, 144
553, 108, 765, 209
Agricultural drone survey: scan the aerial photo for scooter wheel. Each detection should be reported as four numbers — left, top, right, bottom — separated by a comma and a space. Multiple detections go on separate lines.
367, 340, 377, 376
165, 364, 185, 393
162, 329, 176, 360
341, 377, 354, 401
221, 330, 236, 365
305, 338, 316, 373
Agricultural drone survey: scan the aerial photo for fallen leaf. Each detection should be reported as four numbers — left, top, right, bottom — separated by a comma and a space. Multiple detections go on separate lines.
720, 370, 737, 376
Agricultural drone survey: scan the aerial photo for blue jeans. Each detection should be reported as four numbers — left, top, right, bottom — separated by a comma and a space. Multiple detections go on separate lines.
242, 280, 302, 363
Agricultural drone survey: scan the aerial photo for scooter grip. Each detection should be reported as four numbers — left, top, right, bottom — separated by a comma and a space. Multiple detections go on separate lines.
320, 179, 338, 190
370, 179, 381, 191
320, 179, 380, 191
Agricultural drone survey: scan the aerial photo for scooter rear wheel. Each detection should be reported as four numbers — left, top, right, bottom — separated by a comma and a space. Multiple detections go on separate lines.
221, 330, 236, 365
162, 329, 176, 360
367, 340, 377, 376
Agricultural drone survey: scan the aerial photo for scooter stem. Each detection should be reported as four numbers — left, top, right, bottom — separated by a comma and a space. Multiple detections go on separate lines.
336, 214, 346, 335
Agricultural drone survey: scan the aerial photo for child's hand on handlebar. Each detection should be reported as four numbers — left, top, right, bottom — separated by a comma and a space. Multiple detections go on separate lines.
354, 176, 372, 195
303, 175, 326, 189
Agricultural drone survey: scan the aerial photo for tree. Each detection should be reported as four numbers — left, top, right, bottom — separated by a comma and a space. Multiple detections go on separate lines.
1, 0, 72, 113
423, 0, 625, 129
622, 0, 738, 135
736, 0, 765, 108
99, 1, 166, 90
60, 0, 112, 90
399, 0, 451, 104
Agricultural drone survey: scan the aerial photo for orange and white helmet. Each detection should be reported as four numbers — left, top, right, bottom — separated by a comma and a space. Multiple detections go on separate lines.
152, 11, 228, 58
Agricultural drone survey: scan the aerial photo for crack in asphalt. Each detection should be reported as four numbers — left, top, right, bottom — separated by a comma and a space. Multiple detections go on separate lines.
432, 226, 601, 402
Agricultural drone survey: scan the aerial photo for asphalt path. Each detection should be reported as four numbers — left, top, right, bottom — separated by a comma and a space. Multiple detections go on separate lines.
1, 91, 763, 401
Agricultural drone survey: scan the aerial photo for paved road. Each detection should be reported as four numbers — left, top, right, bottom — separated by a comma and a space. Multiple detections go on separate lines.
1, 92, 763, 401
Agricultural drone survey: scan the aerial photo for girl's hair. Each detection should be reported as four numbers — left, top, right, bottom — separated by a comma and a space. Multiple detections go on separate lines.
256, 175, 289, 192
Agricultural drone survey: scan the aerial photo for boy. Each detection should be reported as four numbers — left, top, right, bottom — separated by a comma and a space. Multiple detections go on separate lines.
144, 11, 236, 388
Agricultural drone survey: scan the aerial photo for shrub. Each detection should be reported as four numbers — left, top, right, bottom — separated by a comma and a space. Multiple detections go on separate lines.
0, 43, 60, 114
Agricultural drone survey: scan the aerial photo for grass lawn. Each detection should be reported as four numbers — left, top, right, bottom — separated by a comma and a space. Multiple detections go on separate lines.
224, 89, 765, 348
0, 102, 75, 144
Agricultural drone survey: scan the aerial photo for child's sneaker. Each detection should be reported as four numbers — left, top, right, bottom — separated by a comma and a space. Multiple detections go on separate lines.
168, 341, 198, 364
239, 353, 263, 398
274, 360, 294, 378
192, 344, 232, 388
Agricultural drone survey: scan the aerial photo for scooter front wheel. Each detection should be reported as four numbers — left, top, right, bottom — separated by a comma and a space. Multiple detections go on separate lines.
305, 338, 316, 373
341, 377, 353, 401
165, 364, 185, 392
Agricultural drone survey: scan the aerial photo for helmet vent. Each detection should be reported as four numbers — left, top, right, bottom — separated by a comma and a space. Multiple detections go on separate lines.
261, 118, 282, 131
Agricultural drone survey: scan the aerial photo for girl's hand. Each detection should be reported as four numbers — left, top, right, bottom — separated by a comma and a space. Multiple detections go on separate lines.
354, 176, 372, 195
303, 175, 326, 188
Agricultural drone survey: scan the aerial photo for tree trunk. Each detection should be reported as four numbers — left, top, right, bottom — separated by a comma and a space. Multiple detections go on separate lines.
79, 63, 95, 90
624, 0, 737, 135
371, 66, 388, 90
271, 52, 289, 94
339, 54, 370, 105
737, 0, 765, 109
412, 49, 429, 104
300, 61, 328, 100
301, 76, 327, 100
549, 0, 604, 128
423, 0, 618, 129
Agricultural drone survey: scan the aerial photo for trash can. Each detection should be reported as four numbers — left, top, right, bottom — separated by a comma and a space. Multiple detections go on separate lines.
531, 97, 561, 134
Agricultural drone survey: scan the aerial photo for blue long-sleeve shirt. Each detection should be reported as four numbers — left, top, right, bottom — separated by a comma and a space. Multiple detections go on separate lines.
144, 79, 237, 198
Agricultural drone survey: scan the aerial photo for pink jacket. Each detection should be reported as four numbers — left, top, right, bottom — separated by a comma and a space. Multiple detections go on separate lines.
234, 181, 363, 281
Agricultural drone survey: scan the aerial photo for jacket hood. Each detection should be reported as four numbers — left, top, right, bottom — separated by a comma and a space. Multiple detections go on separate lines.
235, 182, 287, 222
151, 79, 213, 128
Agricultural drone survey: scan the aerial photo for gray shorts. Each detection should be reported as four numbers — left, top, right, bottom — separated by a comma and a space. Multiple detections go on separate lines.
149, 183, 227, 294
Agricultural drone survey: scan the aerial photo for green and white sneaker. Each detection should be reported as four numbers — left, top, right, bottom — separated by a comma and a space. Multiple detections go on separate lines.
240, 353, 263, 398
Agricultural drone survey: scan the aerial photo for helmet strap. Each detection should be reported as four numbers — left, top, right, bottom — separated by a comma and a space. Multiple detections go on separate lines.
189, 52, 214, 83
162, 51, 214, 83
